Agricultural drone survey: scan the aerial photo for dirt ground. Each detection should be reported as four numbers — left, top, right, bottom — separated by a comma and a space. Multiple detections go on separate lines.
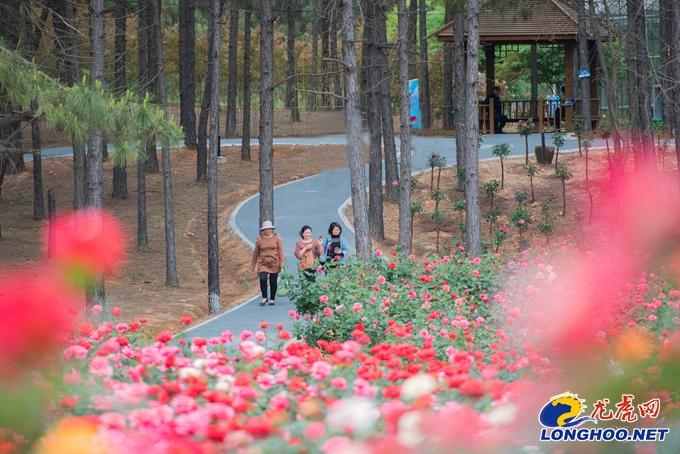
358, 148, 680, 256
0, 144, 352, 334
21, 108, 348, 149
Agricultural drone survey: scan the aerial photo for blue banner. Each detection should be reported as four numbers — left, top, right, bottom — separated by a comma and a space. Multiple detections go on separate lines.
409, 79, 422, 129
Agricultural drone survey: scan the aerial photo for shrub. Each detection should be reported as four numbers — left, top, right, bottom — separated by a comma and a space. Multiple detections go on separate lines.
290, 251, 502, 355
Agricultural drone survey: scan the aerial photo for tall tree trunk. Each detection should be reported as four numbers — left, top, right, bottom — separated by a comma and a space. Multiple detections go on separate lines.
366, 1, 384, 240
113, 0, 127, 98
397, 0, 412, 252
576, 0, 591, 131
589, 0, 623, 169
418, 0, 430, 128
632, 0, 653, 162
259, 0, 275, 226
241, 0, 252, 161
143, 1, 160, 173
377, 1, 398, 203
113, 0, 128, 199
137, 156, 148, 249
408, 0, 417, 78
22, 3, 47, 220
151, 0, 179, 287
58, 0, 86, 208
179, 0, 197, 148
53, 0, 76, 86
453, 5, 466, 192
626, 0, 646, 166
671, 0, 680, 186
321, 15, 330, 109
225, 0, 239, 137
463, 0, 481, 257
87, 0, 105, 209
197, 13, 216, 182
31, 100, 44, 220
659, 0, 673, 126
137, 0, 149, 248
442, 0, 454, 130
360, 10, 371, 117
530, 43, 538, 118
308, 15, 319, 111
0, 0, 24, 176
87, 0, 106, 308
286, 1, 301, 122
331, 10, 343, 110
72, 148, 87, 209
207, 0, 222, 314
341, 0, 371, 259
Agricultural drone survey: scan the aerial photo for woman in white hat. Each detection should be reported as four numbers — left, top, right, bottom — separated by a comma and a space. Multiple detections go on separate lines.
251, 220, 285, 306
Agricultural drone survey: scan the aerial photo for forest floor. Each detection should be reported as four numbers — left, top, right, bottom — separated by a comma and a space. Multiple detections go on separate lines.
0, 144, 355, 335
354, 148, 680, 256
21, 108, 350, 149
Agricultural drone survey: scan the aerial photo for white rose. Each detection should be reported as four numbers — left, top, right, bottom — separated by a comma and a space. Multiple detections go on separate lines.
482, 402, 518, 425
397, 411, 425, 447
215, 376, 234, 392
401, 374, 437, 400
326, 397, 379, 434
178, 367, 202, 379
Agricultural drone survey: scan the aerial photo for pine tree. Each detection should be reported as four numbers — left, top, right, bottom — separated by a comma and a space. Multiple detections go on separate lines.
341, 0, 371, 258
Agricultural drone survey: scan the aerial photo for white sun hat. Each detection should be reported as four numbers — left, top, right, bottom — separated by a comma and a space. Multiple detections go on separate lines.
260, 220, 276, 230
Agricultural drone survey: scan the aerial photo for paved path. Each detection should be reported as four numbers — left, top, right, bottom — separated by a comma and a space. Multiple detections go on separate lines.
26, 133, 598, 338
184, 132, 600, 339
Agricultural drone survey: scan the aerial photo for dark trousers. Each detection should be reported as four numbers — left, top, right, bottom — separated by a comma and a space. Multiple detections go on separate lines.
259, 272, 278, 300
494, 113, 508, 133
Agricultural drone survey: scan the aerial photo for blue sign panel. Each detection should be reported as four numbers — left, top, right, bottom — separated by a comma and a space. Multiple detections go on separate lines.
408, 79, 422, 129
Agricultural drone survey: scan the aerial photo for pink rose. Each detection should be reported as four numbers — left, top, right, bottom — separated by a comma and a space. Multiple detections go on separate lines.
310, 361, 332, 380
89, 356, 113, 377
330, 377, 348, 390
64, 345, 89, 360
304, 421, 326, 439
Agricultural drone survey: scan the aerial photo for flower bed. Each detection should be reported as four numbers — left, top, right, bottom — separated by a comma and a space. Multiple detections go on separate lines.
3, 170, 680, 453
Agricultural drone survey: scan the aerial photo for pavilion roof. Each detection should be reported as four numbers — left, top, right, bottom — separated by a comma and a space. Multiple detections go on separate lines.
429, 0, 595, 43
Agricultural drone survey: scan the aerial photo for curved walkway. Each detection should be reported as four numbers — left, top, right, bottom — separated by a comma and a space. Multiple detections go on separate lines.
27, 133, 597, 337
183, 132, 599, 338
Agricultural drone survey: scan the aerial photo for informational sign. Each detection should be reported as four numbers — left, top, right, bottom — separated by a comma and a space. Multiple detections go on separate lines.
408, 79, 422, 129
578, 68, 591, 79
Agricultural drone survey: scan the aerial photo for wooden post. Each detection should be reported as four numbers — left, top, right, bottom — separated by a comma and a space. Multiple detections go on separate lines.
485, 44, 495, 95
47, 189, 56, 258
489, 103, 494, 134
539, 99, 544, 132
564, 41, 575, 131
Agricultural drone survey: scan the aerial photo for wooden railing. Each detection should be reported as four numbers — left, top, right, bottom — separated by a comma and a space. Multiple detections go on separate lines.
479, 98, 600, 134
430, 99, 600, 134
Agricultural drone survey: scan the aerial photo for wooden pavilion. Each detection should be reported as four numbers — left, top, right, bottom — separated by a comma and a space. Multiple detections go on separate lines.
429, 0, 600, 133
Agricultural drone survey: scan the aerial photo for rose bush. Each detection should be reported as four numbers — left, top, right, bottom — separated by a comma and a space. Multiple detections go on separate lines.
289, 250, 503, 354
